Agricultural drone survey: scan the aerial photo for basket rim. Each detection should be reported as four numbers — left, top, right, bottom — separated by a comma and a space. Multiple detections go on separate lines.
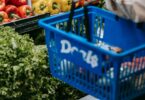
38, 6, 145, 58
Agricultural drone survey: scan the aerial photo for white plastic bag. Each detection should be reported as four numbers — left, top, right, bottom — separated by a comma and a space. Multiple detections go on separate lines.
105, 0, 145, 23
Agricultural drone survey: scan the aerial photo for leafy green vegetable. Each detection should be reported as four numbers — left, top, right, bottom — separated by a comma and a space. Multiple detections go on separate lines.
0, 26, 84, 99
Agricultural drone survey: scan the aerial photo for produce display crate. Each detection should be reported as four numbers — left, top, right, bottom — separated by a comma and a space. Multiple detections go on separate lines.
39, 6, 145, 100
0, 0, 50, 34
3, 13, 49, 34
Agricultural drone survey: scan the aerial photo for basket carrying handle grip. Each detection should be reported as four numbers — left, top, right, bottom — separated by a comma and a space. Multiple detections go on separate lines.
84, 5, 91, 41
67, 0, 91, 41
66, 1, 75, 32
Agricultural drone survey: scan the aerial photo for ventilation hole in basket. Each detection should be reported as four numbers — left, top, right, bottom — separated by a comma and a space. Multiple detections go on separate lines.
75, 19, 79, 34
115, 15, 120, 21
107, 85, 110, 93
136, 22, 144, 29
102, 87, 107, 97
107, 96, 110, 100
101, 66, 105, 74
94, 87, 98, 93
49, 31, 56, 48
68, 74, 71, 79
72, 75, 74, 80
50, 31, 55, 40
142, 73, 145, 88
126, 92, 129, 98
99, 90, 102, 96
80, 81, 83, 86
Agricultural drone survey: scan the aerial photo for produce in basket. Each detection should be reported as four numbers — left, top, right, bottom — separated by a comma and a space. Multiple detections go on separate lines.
0, 0, 5, 11
119, 57, 145, 73
18, 5, 33, 18
32, 0, 49, 15
4, 5, 20, 20
96, 42, 122, 53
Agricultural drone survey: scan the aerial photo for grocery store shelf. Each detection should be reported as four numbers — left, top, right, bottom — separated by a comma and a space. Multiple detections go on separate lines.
3, 13, 50, 34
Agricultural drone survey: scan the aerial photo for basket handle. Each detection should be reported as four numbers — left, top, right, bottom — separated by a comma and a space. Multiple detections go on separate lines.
66, 0, 75, 32
66, 0, 91, 41
84, 5, 91, 41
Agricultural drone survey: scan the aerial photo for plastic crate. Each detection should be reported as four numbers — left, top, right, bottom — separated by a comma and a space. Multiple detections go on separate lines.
39, 6, 145, 100
3, 13, 49, 34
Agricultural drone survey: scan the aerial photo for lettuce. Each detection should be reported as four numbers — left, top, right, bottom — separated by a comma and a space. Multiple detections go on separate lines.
0, 26, 84, 99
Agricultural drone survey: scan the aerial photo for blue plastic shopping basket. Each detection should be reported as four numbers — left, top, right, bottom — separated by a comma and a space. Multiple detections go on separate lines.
39, 6, 145, 100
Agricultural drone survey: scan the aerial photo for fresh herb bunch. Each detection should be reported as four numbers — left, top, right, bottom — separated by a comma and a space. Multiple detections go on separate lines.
0, 26, 56, 99
0, 26, 84, 99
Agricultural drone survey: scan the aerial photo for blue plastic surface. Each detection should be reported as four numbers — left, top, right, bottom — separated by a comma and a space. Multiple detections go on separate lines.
39, 6, 145, 100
